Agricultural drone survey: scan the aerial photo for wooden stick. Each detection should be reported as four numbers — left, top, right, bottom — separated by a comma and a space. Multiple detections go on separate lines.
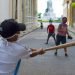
45, 42, 75, 51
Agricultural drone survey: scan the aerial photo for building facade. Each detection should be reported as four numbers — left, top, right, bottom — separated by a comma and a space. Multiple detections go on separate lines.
63, 0, 75, 27
0, 0, 38, 35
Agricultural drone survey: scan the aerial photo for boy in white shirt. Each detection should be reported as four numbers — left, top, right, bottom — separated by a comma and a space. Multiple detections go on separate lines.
0, 19, 45, 75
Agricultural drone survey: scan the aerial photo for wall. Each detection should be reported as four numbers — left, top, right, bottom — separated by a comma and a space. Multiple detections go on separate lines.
0, 0, 10, 22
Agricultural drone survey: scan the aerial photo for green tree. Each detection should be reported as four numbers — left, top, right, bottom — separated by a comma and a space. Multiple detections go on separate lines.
38, 13, 42, 18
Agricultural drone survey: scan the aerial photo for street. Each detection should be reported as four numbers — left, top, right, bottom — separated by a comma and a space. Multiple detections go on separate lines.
18, 23, 75, 75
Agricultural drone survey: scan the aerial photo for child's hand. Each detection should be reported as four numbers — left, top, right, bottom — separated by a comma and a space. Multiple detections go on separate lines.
67, 35, 72, 39
30, 48, 37, 52
30, 48, 45, 57
38, 48, 45, 55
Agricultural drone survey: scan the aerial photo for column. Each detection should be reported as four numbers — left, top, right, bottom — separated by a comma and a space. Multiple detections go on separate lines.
0, 0, 10, 22
9, 0, 13, 18
17, 0, 22, 22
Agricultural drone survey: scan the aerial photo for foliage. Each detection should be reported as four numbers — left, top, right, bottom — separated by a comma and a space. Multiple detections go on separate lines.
37, 13, 42, 18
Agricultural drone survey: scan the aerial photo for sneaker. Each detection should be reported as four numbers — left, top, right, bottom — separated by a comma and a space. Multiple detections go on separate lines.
45, 42, 48, 44
54, 52, 57, 56
65, 53, 68, 57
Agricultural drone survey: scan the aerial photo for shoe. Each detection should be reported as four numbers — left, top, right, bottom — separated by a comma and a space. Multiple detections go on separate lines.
54, 52, 57, 56
45, 42, 48, 44
65, 53, 68, 57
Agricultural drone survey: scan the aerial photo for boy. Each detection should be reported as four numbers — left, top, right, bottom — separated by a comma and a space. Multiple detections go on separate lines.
40, 22, 43, 29
45, 19, 56, 44
54, 17, 69, 56
0, 19, 45, 75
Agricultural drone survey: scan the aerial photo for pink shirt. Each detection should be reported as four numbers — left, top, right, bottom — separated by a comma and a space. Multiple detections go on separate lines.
57, 23, 68, 36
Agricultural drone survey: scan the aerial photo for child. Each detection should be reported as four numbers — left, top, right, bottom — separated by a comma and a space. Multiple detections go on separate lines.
40, 22, 43, 29
0, 19, 45, 75
45, 19, 56, 44
54, 17, 69, 56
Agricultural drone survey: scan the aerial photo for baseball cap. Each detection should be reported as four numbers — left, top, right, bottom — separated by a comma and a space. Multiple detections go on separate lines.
0, 19, 26, 38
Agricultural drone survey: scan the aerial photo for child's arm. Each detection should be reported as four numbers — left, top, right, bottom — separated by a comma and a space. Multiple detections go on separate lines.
53, 25, 55, 33
66, 27, 69, 36
30, 48, 45, 57
47, 25, 49, 33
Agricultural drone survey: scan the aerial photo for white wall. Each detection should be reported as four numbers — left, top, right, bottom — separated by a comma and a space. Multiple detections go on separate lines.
0, 0, 10, 22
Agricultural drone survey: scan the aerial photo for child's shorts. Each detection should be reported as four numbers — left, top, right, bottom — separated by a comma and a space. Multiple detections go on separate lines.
56, 34, 66, 45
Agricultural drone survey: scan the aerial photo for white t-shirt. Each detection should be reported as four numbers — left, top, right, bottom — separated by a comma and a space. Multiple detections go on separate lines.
0, 37, 31, 75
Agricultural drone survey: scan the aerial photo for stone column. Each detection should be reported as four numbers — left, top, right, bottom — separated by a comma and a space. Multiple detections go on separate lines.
9, 0, 13, 18
0, 0, 10, 22
12, 0, 16, 19
31, 0, 34, 16
17, 0, 22, 22
9, 0, 18, 20
33, 0, 37, 17
33, 0, 37, 25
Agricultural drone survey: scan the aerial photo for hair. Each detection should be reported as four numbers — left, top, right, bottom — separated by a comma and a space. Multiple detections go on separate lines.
49, 19, 53, 23
62, 17, 67, 20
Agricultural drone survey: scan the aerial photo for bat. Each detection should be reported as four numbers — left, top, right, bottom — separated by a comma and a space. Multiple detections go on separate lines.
45, 42, 75, 51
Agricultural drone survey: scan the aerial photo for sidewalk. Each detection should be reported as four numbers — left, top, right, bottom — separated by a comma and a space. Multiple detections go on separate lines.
19, 26, 39, 37
68, 26, 75, 35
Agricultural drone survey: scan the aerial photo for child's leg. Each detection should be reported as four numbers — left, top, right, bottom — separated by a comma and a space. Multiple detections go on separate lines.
52, 33, 56, 43
64, 47, 68, 56
54, 34, 61, 56
46, 33, 51, 44
61, 36, 68, 56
